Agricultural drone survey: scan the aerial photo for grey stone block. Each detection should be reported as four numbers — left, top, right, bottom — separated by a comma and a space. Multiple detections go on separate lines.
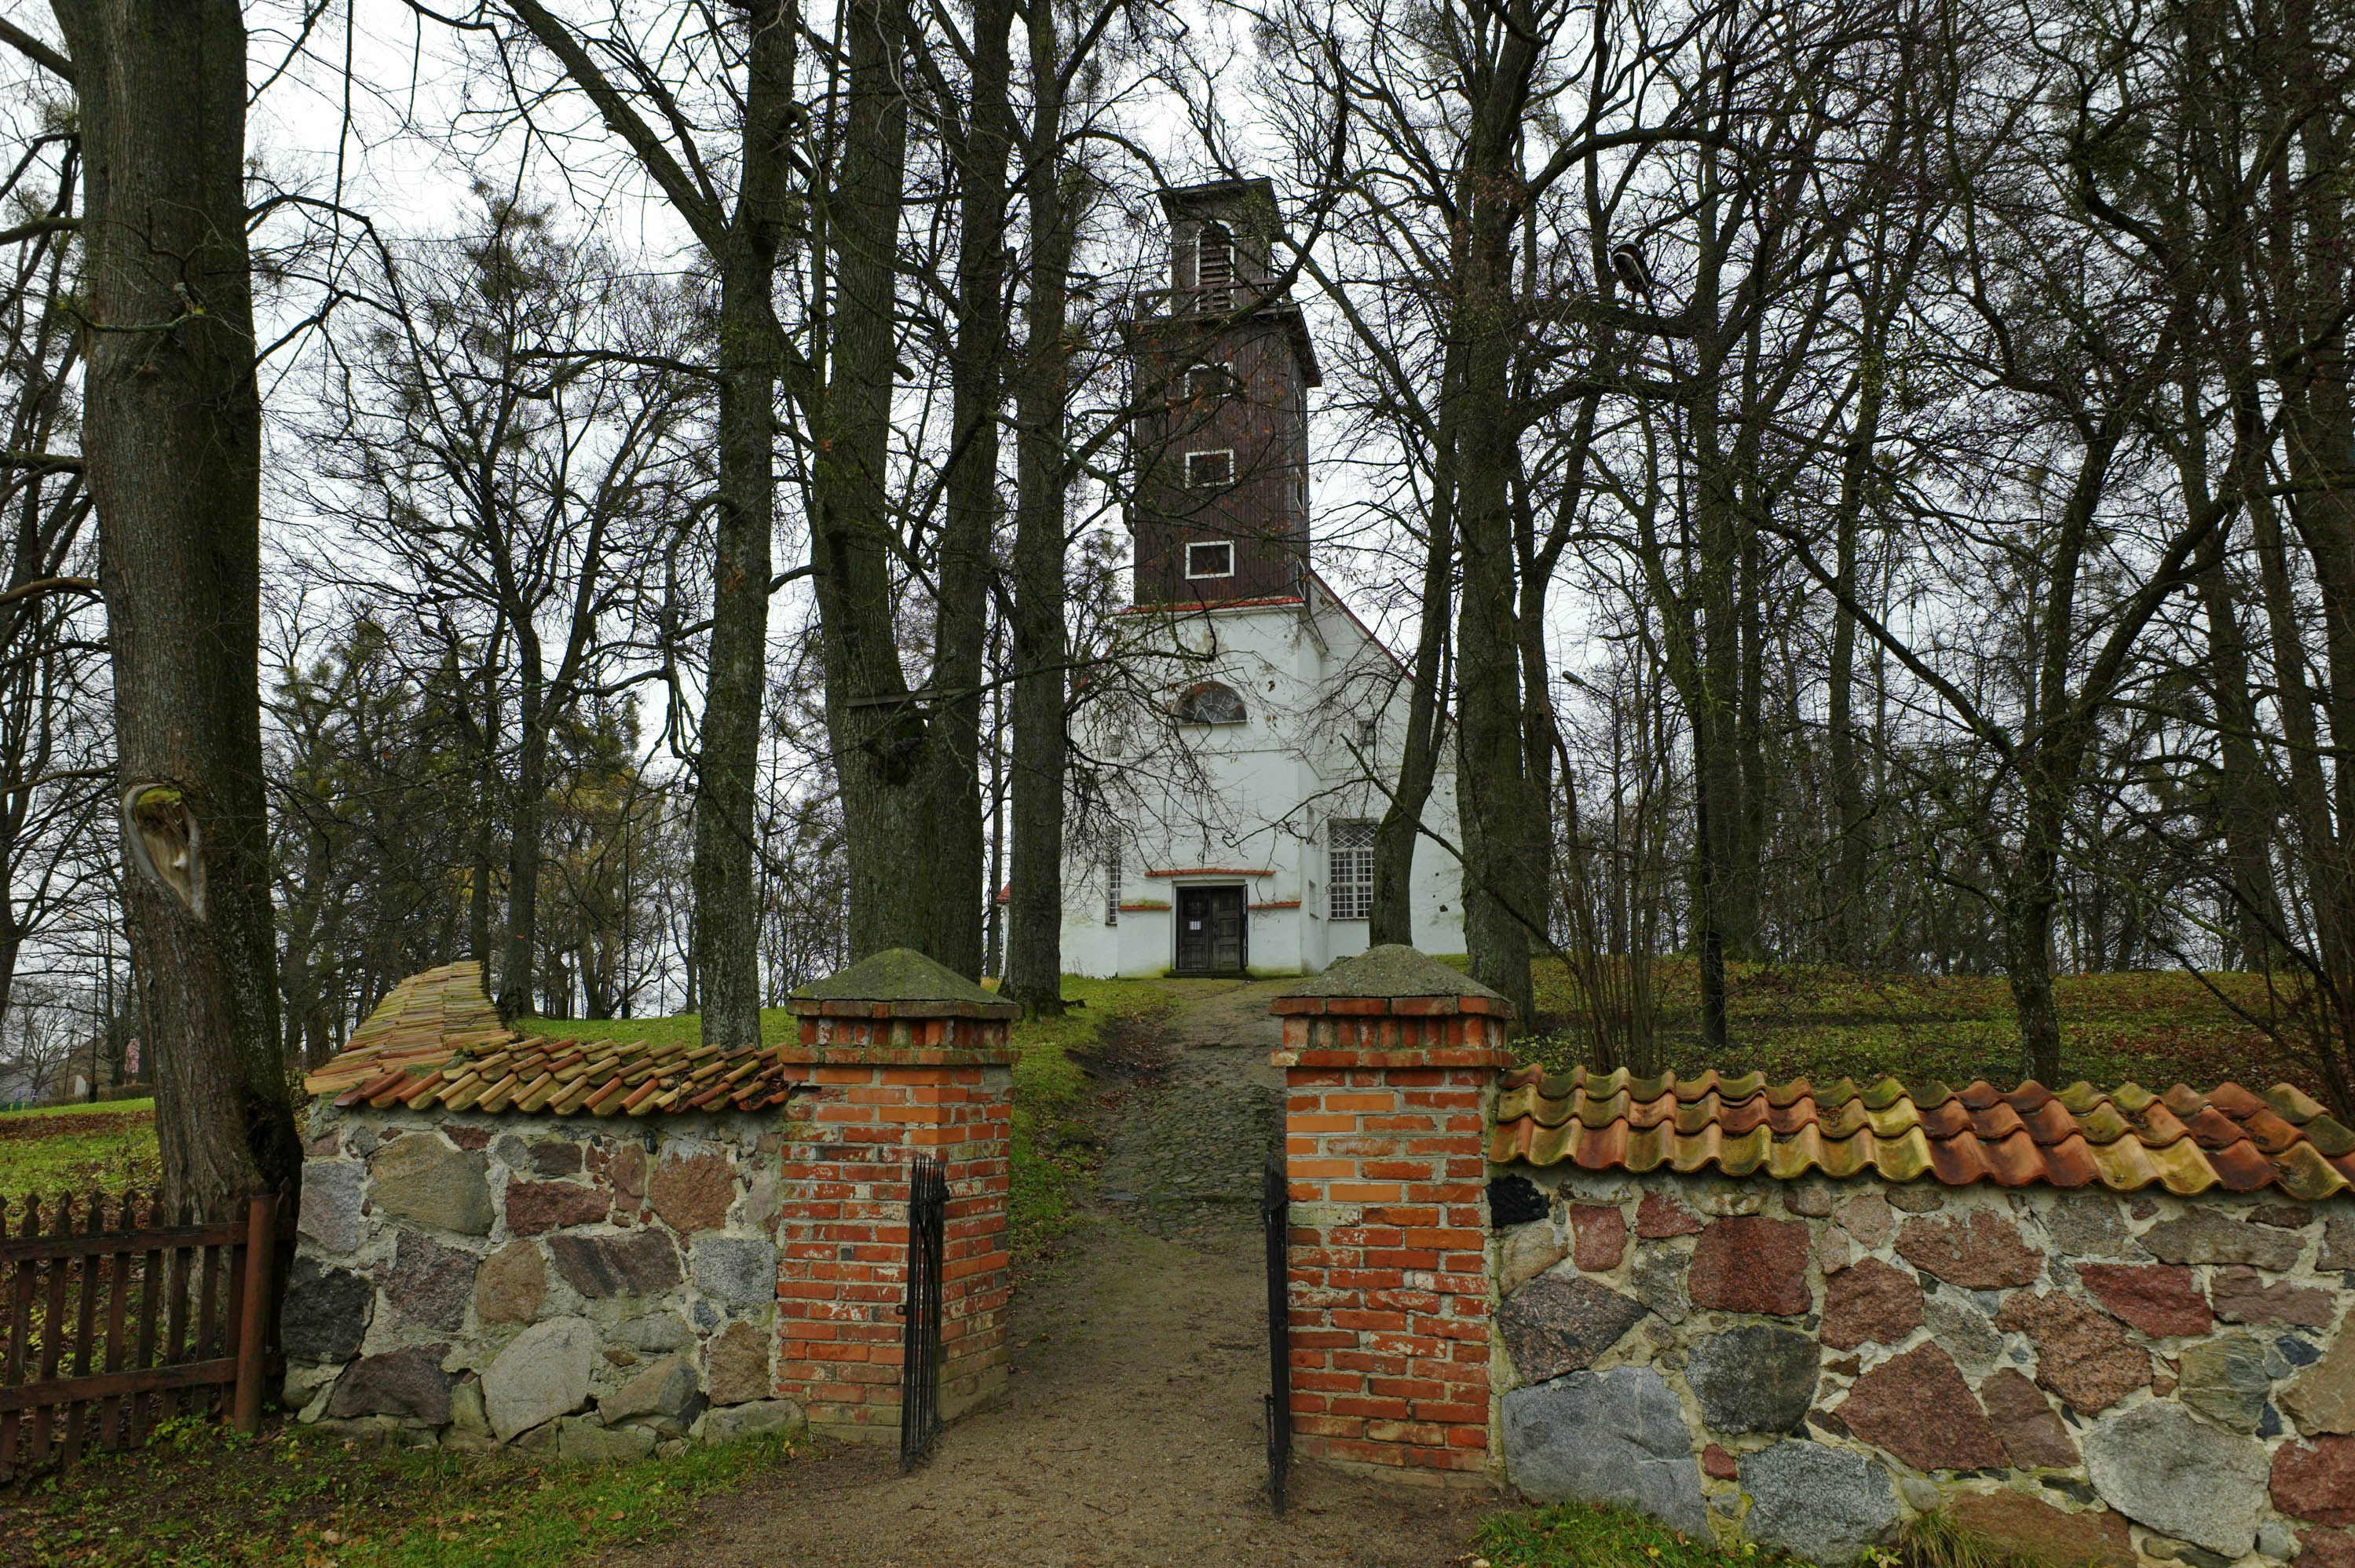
1502, 1365, 1705, 1531
483, 1316, 594, 1440
2180, 1332, 2276, 1434
1741, 1441, 1899, 1563
1923, 1291, 2002, 1381
558, 1415, 656, 1464
696, 1398, 806, 1443
599, 1356, 699, 1425
689, 1237, 778, 1307
1687, 1323, 1817, 1435
2083, 1398, 2268, 1558
281, 1259, 372, 1364
298, 1160, 365, 1253
369, 1135, 492, 1236
610, 1312, 695, 1353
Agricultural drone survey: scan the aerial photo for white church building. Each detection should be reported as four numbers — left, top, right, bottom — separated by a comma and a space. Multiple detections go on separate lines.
1057, 179, 1466, 978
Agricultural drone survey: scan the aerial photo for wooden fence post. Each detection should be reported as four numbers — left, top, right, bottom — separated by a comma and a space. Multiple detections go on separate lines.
232, 1194, 274, 1434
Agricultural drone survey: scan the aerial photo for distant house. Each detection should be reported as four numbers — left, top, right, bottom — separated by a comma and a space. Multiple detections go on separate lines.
1059, 178, 1465, 979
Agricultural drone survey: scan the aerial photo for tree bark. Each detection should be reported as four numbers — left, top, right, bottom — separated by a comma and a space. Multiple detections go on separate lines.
689, 0, 794, 1046
927, 0, 1015, 981
1448, 14, 1545, 1029
814, 0, 937, 962
1002, 2, 1072, 1015
52, 0, 298, 1217
1370, 485, 1453, 946
1825, 358, 1883, 967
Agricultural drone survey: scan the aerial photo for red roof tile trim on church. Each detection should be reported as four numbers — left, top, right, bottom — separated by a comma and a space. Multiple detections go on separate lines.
1490, 1065, 2355, 1198
302, 962, 799, 1117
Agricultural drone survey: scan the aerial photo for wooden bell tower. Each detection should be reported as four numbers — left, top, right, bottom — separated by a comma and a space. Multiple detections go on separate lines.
1125, 177, 1322, 608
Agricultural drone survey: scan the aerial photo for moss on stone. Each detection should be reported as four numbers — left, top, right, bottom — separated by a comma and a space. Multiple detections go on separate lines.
1277, 943, 1508, 1002
791, 947, 1014, 1010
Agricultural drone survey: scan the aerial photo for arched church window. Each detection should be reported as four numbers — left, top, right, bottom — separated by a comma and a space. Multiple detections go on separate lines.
1175, 681, 1248, 725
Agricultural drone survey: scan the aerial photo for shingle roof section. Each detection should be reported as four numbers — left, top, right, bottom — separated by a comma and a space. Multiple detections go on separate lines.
303, 963, 799, 1117
1490, 1065, 2355, 1198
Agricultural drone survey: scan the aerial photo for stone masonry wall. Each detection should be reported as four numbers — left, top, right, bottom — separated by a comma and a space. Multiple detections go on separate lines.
1494, 1165, 2355, 1568
284, 1102, 803, 1460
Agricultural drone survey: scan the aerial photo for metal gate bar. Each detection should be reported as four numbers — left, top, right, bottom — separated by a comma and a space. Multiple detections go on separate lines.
900, 1156, 946, 1473
1263, 1150, 1290, 1514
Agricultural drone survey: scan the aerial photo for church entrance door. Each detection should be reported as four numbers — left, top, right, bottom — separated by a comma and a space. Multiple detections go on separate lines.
1174, 886, 1247, 974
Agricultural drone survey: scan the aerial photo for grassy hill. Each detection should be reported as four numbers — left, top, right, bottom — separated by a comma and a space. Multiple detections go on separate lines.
0, 1098, 161, 1197
1524, 958, 2302, 1094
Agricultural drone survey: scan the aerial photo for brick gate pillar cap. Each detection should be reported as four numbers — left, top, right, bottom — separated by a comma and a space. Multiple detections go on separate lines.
1268, 944, 1516, 1069
788, 948, 1023, 1022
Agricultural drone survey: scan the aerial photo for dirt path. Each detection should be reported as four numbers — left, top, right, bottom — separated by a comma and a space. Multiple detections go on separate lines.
613, 980, 1494, 1568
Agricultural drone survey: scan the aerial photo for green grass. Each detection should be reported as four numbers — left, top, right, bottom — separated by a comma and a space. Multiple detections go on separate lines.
0, 1099, 159, 1197
1004, 976, 1172, 1259
1517, 957, 2298, 1092
510, 1011, 798, 1047
2, 1097, 157, 1118
1, 1418, 803, 1568
1476, 1500, 1808, 1568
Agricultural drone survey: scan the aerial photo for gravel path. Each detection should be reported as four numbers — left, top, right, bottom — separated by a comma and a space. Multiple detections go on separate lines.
609, 980, 1494, 1568
1094, 980, 1288, 1242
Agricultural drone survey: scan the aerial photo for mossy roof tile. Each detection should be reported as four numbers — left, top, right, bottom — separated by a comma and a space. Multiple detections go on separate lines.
1491, 1062, 2355, 1197
302, 963, 801, 1117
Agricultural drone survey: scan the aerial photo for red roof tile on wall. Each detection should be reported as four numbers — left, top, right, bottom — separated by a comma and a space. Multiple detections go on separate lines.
302, 963, 798, 1118
1490, 1065, 2355, 1198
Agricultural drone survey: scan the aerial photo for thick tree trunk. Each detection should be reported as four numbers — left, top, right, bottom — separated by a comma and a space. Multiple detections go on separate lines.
688, 0, 793, 1046
815, 0, 935, 962
53, 0, 298, 1217
1002, 10, 1071, 1016
1450, 59, 1543, 1029
927, 0, 1015, 981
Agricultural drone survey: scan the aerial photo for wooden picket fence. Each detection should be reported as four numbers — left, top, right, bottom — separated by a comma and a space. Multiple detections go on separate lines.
0, 1189, 280, 1477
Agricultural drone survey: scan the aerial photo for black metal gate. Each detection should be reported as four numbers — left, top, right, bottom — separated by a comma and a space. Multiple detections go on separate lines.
900, 1155, 947, 1473
1263, 1150, 1291, 1514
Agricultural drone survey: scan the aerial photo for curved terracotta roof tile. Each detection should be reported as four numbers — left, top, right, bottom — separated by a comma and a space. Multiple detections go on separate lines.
1490, 1063, 2355, 1197
302, 963, 803, 1118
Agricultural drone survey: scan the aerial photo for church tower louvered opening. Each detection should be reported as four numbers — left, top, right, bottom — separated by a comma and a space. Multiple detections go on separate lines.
1124, 177, 1322, 608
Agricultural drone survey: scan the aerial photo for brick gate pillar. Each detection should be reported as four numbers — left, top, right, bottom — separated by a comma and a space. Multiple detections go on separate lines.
1270, 945, 1516, 1481
774, 949, 1022, 1438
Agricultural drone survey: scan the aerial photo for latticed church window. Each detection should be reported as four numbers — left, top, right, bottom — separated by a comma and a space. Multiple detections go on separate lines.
1105, 836, 1121, 926
1329, 819, 1376, 919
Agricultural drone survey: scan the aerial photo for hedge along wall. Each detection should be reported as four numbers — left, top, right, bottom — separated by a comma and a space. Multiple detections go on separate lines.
1490, 1143, 2355, 1567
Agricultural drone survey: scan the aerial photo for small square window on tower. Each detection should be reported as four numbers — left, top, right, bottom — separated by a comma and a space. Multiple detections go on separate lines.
1187, 541, 1234, 579
1186, 449, 1235, 488
1186, 362, 1237, 401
